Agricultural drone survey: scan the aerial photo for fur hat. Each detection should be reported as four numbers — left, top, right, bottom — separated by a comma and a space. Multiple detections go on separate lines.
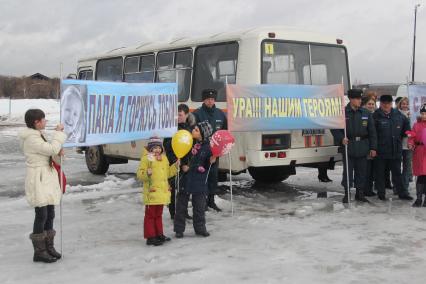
201, 89, 217, 101
147, 136, 163, 152
197, 121, 213, 141
347, 89, 363, 99
379, 94, 393, 103
421, 103, 426, 113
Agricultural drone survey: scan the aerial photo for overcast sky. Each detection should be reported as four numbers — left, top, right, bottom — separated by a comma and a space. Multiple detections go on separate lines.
1, 0, 425, 84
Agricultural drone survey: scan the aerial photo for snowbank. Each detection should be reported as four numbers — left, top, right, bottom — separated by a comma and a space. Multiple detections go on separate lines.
0, 99, 60, 126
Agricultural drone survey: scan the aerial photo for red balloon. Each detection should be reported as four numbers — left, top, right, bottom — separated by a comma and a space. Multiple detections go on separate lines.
210, 130, 235, 157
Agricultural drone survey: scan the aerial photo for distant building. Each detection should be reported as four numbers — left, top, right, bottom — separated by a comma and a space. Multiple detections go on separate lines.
30, 73, 50, 81
353, 83, 404, 98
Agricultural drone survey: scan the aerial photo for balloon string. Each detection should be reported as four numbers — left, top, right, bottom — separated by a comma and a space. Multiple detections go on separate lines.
205, 163, 212, 184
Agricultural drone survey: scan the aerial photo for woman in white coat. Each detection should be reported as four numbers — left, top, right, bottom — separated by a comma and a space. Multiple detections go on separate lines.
19, 109, 66, 263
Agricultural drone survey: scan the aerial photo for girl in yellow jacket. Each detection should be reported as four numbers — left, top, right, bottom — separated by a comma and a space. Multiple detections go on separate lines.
137, 137, 178, 246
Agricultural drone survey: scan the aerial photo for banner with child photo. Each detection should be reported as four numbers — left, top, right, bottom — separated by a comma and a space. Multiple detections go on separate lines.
60, 80, 178, 148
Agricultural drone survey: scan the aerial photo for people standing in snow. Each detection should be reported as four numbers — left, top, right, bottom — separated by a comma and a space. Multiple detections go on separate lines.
409, 104, 426, 207
174, 121, 214, 238
19, 109, 66, 263
137, 137, 179, 246
331, 89, 377, 203
361, 94, 378, 197
373, 95, 413, 201
396, 97, 413, 193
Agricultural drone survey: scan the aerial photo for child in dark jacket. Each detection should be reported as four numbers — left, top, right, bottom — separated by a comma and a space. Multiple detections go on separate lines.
174, 121, 215, 238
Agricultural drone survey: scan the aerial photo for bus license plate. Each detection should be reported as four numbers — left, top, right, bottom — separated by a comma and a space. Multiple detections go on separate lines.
302, 129, 325, 136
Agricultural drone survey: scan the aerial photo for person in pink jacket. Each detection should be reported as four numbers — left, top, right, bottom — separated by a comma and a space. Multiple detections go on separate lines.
409, 103, 426, 207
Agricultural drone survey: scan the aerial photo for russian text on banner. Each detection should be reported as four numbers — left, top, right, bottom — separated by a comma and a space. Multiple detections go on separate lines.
60, 80, 177, 148
408, 84, 426, 126
226, 84, 345, 132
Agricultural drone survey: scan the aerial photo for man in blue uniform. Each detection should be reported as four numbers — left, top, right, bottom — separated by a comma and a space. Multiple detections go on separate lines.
373, 94, 413, 201
193, 89, 227, 212
331, 89, 377, 203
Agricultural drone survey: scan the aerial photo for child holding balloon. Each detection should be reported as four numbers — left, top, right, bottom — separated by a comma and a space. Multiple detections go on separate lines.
137, 137, 179, 246
174, 121, 215, 238
409, 103, 426, 207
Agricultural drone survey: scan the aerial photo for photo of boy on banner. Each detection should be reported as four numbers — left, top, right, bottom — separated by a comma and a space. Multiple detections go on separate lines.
60, 84, 87, 144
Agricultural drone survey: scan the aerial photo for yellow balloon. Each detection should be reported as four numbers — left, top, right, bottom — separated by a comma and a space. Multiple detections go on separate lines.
172, 130, 193, 158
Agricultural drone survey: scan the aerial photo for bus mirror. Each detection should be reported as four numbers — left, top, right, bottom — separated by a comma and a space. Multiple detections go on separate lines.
66, 73, 77, 79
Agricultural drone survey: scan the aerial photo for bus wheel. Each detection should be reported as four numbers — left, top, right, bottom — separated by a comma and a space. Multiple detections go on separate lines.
248, 166, 290, 183
85, 146, 109, 175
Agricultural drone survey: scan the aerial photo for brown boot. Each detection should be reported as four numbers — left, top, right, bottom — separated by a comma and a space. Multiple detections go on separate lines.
30, 232, 57, 263
45, 230, 61, 259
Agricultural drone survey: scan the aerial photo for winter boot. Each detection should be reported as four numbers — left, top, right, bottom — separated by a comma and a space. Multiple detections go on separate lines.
413, 183, 423, 207
207, 194, 222, 212
195, 230, 210, 237
146, 237, 163, 246
364, 191, 376, 197
157, 235, 171, 243
30, 232, 57, 263
185, 212, 193, 220
45, 230, 61, 259
355, 189, 369, 203
399, 192, 414, 200
342, 189, 351, 204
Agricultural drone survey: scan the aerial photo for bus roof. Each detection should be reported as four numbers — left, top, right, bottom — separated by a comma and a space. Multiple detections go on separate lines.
78, 26, 343, 63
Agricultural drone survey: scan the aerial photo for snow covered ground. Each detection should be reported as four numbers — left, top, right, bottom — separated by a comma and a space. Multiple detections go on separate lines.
0, 98, 59, 126
1, 100, 425, 284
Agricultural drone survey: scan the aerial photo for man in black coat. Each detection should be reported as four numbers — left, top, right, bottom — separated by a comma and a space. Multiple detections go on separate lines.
373, 94, 413, 201
331, 89, 377, 203
193, 89, 227, 212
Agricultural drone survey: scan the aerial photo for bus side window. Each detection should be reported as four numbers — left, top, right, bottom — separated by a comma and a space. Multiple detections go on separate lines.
192, 42, 238, 102
155, 49, 192, 102
78, 70, 93, 80
96, 57, 123, 82
124, 54, 155, 83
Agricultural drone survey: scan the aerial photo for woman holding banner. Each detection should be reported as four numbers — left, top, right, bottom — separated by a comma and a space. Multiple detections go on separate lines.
19, 109, 66, 263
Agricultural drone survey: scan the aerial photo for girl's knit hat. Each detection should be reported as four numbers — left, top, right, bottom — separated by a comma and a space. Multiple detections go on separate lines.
197, 121, 213, 141
420, 103, 426, 113
147, 136, 163, 152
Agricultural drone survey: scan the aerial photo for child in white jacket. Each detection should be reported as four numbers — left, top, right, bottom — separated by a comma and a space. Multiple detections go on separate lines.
19, 109, 66, 263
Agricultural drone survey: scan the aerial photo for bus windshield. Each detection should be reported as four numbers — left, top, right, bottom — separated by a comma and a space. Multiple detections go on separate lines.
262, 41, 349, 91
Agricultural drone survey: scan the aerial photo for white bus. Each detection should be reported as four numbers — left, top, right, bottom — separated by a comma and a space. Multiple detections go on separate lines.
75, 26, 350, 182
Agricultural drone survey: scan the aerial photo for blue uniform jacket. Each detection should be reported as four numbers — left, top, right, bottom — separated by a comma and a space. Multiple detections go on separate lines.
193, 104, 227, 132
373, 108, 410, 159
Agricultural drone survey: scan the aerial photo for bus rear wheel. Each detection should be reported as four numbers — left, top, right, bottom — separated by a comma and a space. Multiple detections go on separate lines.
248, 166, 290, 183
85, 146, 109, 175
